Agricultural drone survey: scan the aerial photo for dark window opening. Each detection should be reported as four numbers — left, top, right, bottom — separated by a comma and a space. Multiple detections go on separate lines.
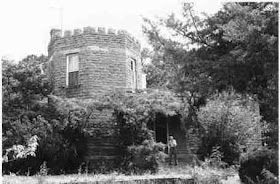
69, 71, 79, 86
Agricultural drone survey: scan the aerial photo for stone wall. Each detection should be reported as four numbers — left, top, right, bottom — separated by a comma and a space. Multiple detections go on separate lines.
48, 27, 144, 99
47, 27, 146, 169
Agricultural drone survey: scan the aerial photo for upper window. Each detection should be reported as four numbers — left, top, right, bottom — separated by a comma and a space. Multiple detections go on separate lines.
66, 54, 79, 87
130, 58, 136, 89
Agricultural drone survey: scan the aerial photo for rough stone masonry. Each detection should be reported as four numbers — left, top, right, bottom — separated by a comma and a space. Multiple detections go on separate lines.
47, 26, 262, 169
48, 27, 146, 99
47, 27, 147, 169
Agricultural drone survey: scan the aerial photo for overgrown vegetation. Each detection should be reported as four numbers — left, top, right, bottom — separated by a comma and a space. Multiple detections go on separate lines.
2, 56, 187, 175
126, 140, 167, 174
239, 147, 278, 184
2, 56, 89, 175
3, 164, 239, 184
99, 90, 188, 174
143, 2, 278, 182
197, 91, 263, 165
2, 2, 278, 182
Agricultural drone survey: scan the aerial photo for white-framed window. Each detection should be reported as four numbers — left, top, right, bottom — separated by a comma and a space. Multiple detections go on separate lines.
66, 53, 79, 87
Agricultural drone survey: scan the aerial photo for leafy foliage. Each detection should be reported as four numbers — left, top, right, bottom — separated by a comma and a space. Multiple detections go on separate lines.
3, 135, 39, 163
108, 90, 187, 147
2, 56, 88, 175
126, 140, 167, 174
2, 60, 187, 175
104, 90, 187, 174
239, 147, 278, 184
38, 161, 49, 176
197, 91, 263, 164
143, 2, 278, 149
2, 55, 51, 149
206, 146, 227, 168
2, 55, 51, 114
2, 96, 89, 175
52, 90, 187, 174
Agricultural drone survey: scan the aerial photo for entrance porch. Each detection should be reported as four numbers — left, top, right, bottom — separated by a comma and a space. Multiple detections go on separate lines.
148, 114, 190, 163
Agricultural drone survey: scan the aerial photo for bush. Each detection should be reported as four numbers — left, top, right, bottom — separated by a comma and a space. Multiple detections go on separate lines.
197, 91, 262, 165
126, 140, 167, 174
115, 110, 167, 174
2, 55, 88, 175
239, 147, 278, 184
2, 97, 89, 175
202, 146, 229, 169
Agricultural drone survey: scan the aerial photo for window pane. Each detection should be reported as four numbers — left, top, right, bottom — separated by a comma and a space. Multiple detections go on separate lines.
68, 54, 79, 72
130, 59, 136, 89
69, 71, 79, 86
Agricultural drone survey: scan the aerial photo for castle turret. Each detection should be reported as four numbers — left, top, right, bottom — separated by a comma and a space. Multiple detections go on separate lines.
48, 27, 145, 98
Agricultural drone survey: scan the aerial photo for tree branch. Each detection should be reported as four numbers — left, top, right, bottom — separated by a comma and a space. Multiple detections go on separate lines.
188, 8, 211, 47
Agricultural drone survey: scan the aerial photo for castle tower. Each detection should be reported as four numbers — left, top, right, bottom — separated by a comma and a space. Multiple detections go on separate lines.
48, 27, 146, 98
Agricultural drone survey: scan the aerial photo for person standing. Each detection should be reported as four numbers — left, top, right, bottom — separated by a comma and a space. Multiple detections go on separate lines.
168, 135, 177, 165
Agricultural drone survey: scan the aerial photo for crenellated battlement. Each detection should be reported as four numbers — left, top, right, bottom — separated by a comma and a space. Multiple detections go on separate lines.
47, 26, 145, 169
48, 25, 144, 100
50, 27, 140, 46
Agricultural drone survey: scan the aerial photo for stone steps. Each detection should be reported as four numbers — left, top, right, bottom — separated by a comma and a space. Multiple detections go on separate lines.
166, 152, 200, 164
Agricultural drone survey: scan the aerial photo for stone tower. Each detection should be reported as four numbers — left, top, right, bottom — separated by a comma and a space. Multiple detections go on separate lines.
48, 27, 146, 98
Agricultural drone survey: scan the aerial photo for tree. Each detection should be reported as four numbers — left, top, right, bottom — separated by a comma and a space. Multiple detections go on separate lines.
2, 55, 51, 148
218, 3, 278, 148
2, 55, 78, 175
143, 2, 278, 148
4, 55, 51, 111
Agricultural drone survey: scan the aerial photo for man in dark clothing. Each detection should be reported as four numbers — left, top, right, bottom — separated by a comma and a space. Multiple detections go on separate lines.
168, 135, 177, 165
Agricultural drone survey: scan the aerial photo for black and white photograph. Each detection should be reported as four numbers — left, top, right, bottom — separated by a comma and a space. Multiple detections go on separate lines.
1, 1, 278, 183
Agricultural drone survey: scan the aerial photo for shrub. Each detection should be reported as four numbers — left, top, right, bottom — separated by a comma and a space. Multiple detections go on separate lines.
2, 97, 89, 175
197, 91, 263, 165
38, 161, 49, 176
3, 135, 39, 163
115, 110, 167, 174
126, 140, 167, 174
206, 146, 229, 169
239, 147, 278, 184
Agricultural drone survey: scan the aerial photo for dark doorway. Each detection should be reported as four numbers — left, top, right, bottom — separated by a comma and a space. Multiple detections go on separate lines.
156, 124, 167, 144
155, 113, 168, 144
147, 114, 187, 156
147, 113, 168, 144
147, 113, 184, 146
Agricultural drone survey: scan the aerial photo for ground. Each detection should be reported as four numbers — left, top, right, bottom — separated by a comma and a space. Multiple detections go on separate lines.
3, 163, 241, 184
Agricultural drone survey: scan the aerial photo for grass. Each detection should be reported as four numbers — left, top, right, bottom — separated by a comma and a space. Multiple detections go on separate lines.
3, 163, 241, 184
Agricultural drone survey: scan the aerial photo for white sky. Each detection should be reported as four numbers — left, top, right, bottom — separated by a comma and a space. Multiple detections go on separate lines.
0, 0, 222, 61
